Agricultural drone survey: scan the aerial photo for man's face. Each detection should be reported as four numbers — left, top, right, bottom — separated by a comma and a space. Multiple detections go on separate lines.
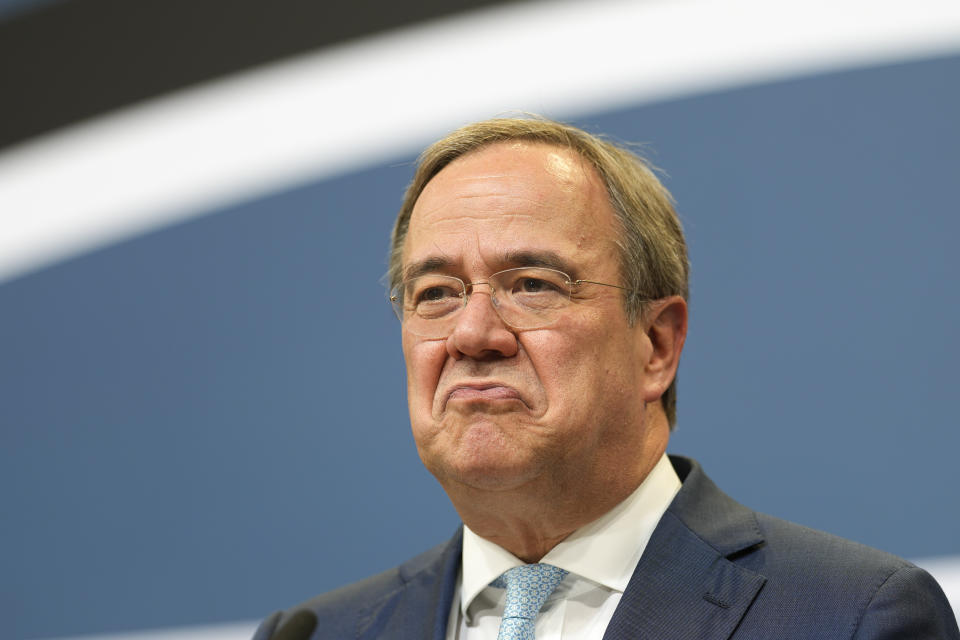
400, 142, 665, 499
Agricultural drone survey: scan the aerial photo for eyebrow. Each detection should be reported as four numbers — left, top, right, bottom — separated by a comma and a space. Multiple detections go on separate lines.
403, 256, 453, 281
403, 250, 578, 281
500, 250, 577, 276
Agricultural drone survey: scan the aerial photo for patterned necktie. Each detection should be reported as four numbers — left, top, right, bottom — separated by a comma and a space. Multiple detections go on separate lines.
491, 563, 568, 640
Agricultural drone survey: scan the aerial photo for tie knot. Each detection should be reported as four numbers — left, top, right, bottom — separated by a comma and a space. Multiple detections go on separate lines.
492, 563, 568, 622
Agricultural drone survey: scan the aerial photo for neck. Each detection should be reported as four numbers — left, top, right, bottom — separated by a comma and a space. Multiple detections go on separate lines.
446, 426, 669, 562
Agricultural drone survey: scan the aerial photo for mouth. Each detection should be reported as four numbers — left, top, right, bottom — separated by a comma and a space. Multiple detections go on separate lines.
444, 383, 525, 408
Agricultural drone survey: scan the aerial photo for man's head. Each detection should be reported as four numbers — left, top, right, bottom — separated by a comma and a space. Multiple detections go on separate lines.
389, 119, 688, 542
389, 117, 688, 425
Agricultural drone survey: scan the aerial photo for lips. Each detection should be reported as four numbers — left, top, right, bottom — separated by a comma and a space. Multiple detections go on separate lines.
445, 383, 523, 407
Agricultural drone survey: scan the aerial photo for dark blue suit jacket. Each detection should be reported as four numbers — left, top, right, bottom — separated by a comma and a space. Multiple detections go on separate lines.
253, 456, 959, 639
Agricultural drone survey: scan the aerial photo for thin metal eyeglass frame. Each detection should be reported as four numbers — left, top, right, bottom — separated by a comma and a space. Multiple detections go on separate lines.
388, 267, 629, 333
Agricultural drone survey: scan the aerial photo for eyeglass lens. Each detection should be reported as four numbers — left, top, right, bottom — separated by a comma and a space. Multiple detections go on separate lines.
393, 267, 573, 338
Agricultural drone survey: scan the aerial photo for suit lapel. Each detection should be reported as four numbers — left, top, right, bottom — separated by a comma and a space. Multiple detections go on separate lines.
603, 457, 767, 640
352, 458, 765, 640
356, 529, 462, 640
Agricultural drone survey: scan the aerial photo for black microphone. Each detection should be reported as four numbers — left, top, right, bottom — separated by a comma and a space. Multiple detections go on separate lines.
270, 609, 317, 640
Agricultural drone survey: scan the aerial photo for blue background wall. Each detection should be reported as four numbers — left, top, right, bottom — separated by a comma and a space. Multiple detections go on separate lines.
2, 49, 958, 640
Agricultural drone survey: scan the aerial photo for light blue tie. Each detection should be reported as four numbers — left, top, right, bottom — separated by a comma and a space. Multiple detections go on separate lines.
491, 564, 568, 640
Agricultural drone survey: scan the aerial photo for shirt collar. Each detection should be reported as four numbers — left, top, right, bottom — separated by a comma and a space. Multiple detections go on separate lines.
459, 453, 681, 617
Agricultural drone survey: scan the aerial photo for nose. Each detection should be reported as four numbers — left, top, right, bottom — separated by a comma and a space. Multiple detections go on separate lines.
445, 285, 519, 360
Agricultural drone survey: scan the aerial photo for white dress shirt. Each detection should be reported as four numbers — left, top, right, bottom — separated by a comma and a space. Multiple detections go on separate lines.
445, 453, 682, 640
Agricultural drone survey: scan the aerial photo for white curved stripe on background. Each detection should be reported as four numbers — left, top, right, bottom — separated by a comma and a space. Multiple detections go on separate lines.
1, 0, 959, 284
45, 556, 960, 639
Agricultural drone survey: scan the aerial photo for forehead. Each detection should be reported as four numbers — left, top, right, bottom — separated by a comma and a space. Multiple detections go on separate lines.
403, 142, 620, 273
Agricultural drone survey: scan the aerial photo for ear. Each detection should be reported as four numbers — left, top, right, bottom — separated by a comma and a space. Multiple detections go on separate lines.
638, 296, 688, 403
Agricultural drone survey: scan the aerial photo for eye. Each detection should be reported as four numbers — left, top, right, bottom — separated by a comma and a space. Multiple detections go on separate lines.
503, 269, 570, 311
518, 277, 558, 294
406, 276, 464, 319
417, 285, 458, 303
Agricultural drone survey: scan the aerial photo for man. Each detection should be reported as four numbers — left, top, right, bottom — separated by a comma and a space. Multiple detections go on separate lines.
253, 117, 959, 639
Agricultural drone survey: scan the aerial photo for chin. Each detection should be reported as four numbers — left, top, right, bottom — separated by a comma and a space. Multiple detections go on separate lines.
434, 447, 542, 492
446, 465, 537, 492
416, 414, 543, 488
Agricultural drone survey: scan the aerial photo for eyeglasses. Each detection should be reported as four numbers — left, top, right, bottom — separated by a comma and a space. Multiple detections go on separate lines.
390, 266, 628, 338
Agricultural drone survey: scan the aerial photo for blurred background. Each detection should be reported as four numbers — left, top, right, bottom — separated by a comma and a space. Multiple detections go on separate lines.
2, 1, 958, 638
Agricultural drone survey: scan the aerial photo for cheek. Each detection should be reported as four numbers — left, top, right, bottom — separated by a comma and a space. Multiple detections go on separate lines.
527, 322, 639, 409
403, 337, 447, 410
521, 332, 591, 405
